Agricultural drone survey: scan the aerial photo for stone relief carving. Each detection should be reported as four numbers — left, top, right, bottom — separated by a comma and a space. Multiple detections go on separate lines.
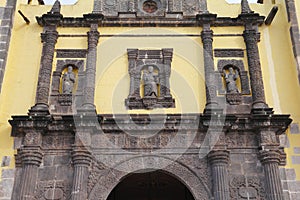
93, 0, 206, 16
143, 66, 159, 97
217, 59, 251, 105
125, 49, 175, 109
35, 180, 71, 200
62, 65, 76, 94
223, 67, 239, 94
230, 175, 265, 200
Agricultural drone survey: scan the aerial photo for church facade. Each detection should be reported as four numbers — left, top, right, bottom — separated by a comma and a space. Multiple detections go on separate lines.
1, 0, 300, 199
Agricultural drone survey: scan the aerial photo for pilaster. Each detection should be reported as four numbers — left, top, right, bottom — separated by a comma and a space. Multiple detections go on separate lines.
71, 143, 92, 200
197, 13, 222, 114
208, 150, 230, 200
80, 14, 102, 113
259, 150, 283, 200
19, 148, 43, 200
29, 5, 62, 116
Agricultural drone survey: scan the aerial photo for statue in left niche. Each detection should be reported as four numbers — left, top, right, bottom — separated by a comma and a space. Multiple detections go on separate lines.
62, 65, 75, 94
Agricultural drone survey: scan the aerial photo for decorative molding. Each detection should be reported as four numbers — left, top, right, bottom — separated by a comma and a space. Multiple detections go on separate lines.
56, 49, 87, 58
214, 49, 244, 58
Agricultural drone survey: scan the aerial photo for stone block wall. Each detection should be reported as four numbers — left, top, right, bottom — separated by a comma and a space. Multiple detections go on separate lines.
0, 0, 16, 92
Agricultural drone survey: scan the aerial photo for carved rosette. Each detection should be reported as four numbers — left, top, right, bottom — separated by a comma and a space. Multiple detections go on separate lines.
208, 150, 230, 200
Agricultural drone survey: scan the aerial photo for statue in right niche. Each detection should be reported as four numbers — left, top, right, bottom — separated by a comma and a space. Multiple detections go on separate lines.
62, 65, 75, 94
223, 67, 239, 94
143, 66, 159, 97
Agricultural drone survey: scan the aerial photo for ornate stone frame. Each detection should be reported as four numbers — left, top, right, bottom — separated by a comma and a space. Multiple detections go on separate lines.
50, 59, 85, 107
125, 48, 175, 109
216, 59, 250, 95
88, 156, 212, 200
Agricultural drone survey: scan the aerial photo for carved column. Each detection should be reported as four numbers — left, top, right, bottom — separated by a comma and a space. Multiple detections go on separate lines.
11, 151, 22, 200
30, 26, 58, 115
259, 150, 283, 200
51, 71, 62, 95
127, 49, 138, 97
71, 146, 92, 200
162, 48, 173, 97
243, 28, 269, 112
167, 0, 173, 12
81, 24, 100, 111
208, 150, 230, 200
200, 16, 221, 113
19, 147, 43, 200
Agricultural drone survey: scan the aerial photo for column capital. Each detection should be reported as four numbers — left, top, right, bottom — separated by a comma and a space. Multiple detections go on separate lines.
208, 150, 230, 165
20, 147, 43, 167
201, 29, 213, 41
72, 147, 92, 167
259, 150, 281, 165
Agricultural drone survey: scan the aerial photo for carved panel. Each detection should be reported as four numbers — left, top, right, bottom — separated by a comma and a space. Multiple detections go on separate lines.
230, 176, 265, 200
93, 0, 206, 17
35, 181, 71, 200
214, 49, 245, 58
125, 48, 175, 109
56, 49, 87, 58
215, 59, 250, 99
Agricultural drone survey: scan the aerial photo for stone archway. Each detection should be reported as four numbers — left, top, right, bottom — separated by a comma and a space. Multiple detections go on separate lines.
88, 156, 212, 200
107, 170, 195, 200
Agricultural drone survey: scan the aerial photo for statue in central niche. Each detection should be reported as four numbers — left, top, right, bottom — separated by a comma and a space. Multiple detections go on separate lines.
223, 67, 239, 94
143, 66, 159, 97
62, 65, 75, 94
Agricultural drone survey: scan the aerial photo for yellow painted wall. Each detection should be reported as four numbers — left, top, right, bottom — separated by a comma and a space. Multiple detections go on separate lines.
0, 0, 300, 183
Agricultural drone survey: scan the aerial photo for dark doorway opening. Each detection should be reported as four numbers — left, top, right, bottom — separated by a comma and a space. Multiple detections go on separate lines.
107, 170, 195, 200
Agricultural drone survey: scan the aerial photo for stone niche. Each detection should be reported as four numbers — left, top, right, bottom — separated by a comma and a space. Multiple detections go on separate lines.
125, 48, 175, 109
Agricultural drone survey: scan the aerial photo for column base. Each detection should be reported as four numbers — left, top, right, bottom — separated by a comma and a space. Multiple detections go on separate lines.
77, 104, 97, 115
251, 107, 274, 115
28, 104, 50, 116
204, 106, 223, 114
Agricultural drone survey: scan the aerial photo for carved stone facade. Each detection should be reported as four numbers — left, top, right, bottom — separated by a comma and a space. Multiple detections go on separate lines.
8, 1, 294, 200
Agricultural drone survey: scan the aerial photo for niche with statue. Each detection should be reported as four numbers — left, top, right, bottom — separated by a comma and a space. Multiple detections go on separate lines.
125, 48, 175, 109
49, 59, 85, 113
216, 59, 251, 105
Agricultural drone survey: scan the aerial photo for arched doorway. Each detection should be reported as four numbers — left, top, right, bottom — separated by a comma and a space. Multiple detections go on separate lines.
107, 170, 195, 200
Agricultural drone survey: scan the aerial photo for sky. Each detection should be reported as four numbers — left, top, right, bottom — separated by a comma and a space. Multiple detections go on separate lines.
43, 0, 258, 5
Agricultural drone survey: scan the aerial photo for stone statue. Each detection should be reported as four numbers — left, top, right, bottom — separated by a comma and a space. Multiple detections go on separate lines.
223, 67, 239, 94
143, 66, 159, 97
62, 66, 75, 94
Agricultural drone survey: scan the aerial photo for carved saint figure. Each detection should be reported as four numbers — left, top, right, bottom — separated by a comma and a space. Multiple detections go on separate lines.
223, 67, 239, 93
143, 66, 159, 97
62, 66, 75, 94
